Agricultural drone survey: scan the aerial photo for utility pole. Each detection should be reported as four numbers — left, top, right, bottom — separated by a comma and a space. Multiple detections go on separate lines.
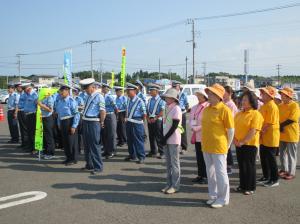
244, 49, 249, 84
83, 40, 100, 79
99, 60, 103, 83
202, 62, 207, 85
187, 19, 196, 84
158, 58, 161, 80
276, 64, 281, 87
185, 56, 188, 84
16, 53, 26, 82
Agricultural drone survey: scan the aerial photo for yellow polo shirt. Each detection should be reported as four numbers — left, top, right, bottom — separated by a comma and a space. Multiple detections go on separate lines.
259, 100, 280, 147
279, 101, 300, 143
234, 109, 264, 147
202, 102, 234, 154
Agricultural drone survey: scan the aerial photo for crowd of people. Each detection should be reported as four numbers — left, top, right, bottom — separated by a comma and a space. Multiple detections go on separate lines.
5, 79, 299, 208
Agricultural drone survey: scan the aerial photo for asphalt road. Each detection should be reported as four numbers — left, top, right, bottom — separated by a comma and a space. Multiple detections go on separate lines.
0, 105, 299, 224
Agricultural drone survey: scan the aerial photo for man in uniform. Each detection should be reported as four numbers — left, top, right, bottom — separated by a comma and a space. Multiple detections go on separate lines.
172, 81, 189, 154
101, 83, 118, 159
115, 86, 127, 147
79, 78, 106, 174
125, 83, 147, 164
22, 83, 38, 153
15, 82, 28, 148
56, 83, 80, 165
7, 83, 20, 143
73, 85, 85, 154
146, 83, 165, 159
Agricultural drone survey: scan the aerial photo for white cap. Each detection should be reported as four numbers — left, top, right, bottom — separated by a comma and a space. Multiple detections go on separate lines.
275, 93, 282, 101
194, 89, 208, 99
79, 78, 95, 86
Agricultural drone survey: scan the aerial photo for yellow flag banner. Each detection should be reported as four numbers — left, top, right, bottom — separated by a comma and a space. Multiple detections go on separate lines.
111, 71, 115, 88
34, 88, 58, 151
120, 48, 126, 90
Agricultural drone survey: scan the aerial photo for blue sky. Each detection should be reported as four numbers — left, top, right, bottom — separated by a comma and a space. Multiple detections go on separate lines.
1, 0, 300, 77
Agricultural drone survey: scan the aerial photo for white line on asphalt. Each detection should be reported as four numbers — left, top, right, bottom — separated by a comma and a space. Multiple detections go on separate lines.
0, 191, 47, 210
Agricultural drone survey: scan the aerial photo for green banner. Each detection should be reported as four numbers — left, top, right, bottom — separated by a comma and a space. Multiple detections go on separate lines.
34, 88, 58, 151
120, 48, 126, 90
111, 71, 115, 88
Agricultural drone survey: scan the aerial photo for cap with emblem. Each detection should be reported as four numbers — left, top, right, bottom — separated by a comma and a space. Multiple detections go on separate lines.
126, 83, 138, 90
21, 82, 33, 88
135, 80, 144, 88
102, 83, 111, 89
14, 82, 22, 88
148, 83, 161, 91
7, 83, 15, 88
59, 82, 73, 90
172, 80, 182, 87
114, 86, 124, 91
79, 78, 95, 86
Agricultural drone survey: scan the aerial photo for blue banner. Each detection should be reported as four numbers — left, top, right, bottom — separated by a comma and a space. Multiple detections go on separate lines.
63, 50, 72, 86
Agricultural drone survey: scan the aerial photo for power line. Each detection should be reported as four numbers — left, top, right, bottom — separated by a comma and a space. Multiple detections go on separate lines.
194, 2, 300, 21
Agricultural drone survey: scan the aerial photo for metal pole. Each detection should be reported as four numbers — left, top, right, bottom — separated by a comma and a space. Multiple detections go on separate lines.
90, 42, 94, 79
158, 58, 161, 80
185, 56, 188, 84
192, 20, 195, 84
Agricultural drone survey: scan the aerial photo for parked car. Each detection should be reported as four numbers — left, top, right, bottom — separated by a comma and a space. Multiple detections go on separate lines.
0, 91, 9, 104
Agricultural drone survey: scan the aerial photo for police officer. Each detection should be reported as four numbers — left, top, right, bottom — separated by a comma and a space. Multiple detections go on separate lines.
135, 80, 147, 104
125, 83, 147, 164
7, 83, 20, 143
38, 90, 55, 159
22, 83, 38, 153
172, 81, 189, 154
73, 86, 85, 154
79, 78, 106, 174
15, 82, 28, 148
56, 83, 80, 165
115, 86, 127, 146
101, 83, 118, 159
146, 83, 165, 159
52, 83, 63, 149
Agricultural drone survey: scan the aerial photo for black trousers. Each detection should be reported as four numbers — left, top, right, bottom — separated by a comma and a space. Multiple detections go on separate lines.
7, 110, 19, 142
195, 142, 207, 178
181, 113, 188, 150
227, 147, 234, 167
117, 111, 127, 144
53, 114, 63, 148
102, 113, 117, 156
260, 145, 279, 182
61, 118, 78, 162
148, 119, 164, 155
77, 114, 83, 153
42, 116, 55, 156
17, 111, 28, 146
236, 145, 257, 191
25, 113, 36, 151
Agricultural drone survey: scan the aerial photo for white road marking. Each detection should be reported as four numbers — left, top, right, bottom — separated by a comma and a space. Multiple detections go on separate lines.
0, 191, 47, 210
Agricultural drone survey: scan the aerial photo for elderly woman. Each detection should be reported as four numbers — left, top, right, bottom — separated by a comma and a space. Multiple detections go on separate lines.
234, 91, 264, 195
224, 86, 238, 175
258, 86, 280, 187
161, 88, 183, 194
202, 84, 234, 208
189, 90, 209, 184
278, 88, 299, 180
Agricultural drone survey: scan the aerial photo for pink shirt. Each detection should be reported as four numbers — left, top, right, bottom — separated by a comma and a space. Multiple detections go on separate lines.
225, 99, 238, 117
189, 101, 209, 142
163, 102, 182, 145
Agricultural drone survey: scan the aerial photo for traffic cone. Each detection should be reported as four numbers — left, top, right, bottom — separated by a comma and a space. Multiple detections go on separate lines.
0, 106, 4, 122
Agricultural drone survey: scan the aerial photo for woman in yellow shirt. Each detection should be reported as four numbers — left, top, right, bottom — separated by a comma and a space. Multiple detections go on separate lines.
234, 91, 263, 195
258, 86, 280, 187
202, 84, 234, 208
278, 87, 299, 180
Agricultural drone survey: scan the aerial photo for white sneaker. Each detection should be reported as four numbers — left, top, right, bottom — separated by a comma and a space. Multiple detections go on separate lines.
161, 186, 169, 193
165, 187, 177, 194
206, 199, 216, 205
211, 202, 225, 208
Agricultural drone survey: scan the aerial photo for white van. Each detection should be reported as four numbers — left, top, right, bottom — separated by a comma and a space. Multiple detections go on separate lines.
180, 84, 207, 108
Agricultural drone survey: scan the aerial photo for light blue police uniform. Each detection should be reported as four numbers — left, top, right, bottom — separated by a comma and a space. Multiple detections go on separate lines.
126, 95, 147, 161
82, 91, 106, 171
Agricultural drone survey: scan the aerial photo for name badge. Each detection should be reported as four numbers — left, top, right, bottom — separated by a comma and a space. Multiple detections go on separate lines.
191, 120, 197, 126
